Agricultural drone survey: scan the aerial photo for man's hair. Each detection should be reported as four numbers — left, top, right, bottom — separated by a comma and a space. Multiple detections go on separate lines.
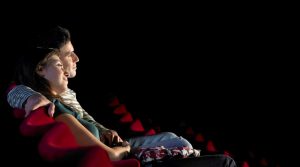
33, 25, 71, 49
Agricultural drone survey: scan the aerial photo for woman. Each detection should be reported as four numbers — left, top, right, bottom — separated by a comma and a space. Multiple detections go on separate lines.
15, 47, 130, 161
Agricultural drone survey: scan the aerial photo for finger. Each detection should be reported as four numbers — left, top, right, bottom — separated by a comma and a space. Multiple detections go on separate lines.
116, 136, 122, 143
25, 101, 51, 117
104, 133, 113, 146
24, 110, 30, 118
112, 136, 118, 144
27, 101, 47, 113
110, 135, 114, 146
100, 136, 106, 143
118, 136, 123, 142
106, 136, 112, 146
122, 141, 130, 147
110, 130, 122, 141
32, 100, 50, 111
113, 135, 123, 144
24, 101, 34, 114
47, 103, 55, 117
25, 104, 35, 116
111, 130, 117, 135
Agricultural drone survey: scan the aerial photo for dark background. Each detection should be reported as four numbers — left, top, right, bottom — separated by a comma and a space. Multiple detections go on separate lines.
0, 11, 293, 166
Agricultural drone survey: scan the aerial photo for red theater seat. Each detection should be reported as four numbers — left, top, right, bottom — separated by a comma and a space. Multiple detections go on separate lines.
19, 108, 55, 136
19, 107, 140, 167
7, 83, 139, 167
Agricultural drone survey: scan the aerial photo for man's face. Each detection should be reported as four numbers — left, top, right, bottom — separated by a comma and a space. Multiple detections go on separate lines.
58, 41, 79, 78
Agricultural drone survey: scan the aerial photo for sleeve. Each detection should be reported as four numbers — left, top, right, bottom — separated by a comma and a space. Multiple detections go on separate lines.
7, 85, 40, 109
82, 110, 109, 136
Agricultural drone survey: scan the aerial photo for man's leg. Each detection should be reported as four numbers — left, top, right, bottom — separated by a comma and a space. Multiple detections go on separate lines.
160, 155, 237, 167
127, 132, 193, 149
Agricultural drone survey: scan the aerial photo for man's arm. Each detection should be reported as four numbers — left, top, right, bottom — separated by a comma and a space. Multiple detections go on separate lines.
7, 85, 55, 117
7, 85, 39, 109
82, 111, 109, 134
62, 89, 124, 146
82, 111, 124, 146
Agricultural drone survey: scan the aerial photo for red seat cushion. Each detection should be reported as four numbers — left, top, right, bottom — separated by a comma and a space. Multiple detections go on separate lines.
38, 122, 79, 161
112, 159, 140, 167
12, 108, 26, 119
79, 146, 114, 167
19, 107, 55, 136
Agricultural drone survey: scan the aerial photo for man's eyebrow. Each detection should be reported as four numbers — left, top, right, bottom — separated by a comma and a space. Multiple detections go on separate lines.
60, 51, 71, 56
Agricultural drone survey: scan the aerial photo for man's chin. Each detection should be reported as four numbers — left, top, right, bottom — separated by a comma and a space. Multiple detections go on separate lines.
68, 72, 76, 78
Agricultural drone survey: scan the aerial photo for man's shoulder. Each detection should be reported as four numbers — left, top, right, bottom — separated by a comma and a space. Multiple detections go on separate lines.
61, 88, 76, 97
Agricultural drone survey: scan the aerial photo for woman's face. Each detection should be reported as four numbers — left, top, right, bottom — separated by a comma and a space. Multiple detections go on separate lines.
38, 54, 68, 95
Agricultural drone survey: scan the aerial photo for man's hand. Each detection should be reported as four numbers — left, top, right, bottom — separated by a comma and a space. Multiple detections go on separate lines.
100, 130, 123, 147
24, 94, 55, 117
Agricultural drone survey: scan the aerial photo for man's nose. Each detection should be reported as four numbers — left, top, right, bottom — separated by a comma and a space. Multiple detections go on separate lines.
72, 53, 79, 62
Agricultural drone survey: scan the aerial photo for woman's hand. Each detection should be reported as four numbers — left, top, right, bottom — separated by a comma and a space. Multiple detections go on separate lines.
111, 142, 131, 160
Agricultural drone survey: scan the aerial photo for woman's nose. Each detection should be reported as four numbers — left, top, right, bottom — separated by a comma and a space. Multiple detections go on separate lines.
64, 71, 70, 77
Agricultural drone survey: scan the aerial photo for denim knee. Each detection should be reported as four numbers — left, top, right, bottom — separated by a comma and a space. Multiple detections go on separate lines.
179, 136, 193, 149
161, 132, 178, 139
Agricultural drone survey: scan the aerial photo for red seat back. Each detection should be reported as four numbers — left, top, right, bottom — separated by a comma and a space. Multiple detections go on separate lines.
19, 107, 55, 136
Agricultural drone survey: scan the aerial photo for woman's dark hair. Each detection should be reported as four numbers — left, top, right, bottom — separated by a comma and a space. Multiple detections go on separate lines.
15, 47, 58, 100
14, 25, 71, 99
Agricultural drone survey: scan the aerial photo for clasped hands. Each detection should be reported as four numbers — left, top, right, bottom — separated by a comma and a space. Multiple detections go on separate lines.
100, 130, 129, 148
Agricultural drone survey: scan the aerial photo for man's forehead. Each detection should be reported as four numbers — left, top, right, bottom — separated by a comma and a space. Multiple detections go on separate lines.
59, 42, 73, 56
59, 41, 74, 52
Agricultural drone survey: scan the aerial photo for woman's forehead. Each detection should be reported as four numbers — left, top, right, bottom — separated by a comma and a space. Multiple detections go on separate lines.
44, 54, 61, 64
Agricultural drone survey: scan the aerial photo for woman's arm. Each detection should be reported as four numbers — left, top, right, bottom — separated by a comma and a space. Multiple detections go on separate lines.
55, 113, 130, 161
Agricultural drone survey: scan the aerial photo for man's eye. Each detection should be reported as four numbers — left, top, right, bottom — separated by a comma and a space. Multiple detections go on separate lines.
65, 52, 73, 57
60, 52, 70, 57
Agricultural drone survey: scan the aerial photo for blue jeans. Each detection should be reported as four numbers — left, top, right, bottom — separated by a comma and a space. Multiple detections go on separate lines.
127, 132, 193, 149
